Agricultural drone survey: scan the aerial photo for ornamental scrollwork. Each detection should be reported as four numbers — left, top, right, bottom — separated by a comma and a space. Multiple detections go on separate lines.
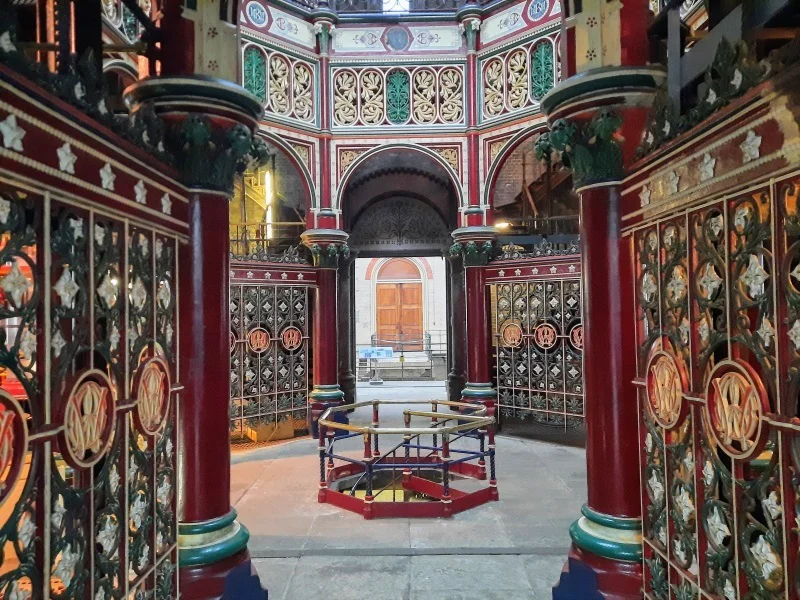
332, 65, 465, 127
449, 239, 494, 267
242, 44, 316, 124
480, 35, 557, 121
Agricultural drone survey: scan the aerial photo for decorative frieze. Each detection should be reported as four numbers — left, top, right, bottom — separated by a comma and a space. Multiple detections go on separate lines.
480, 35, 557, 122
243, 44, 317, 125
331, 65, 465, 127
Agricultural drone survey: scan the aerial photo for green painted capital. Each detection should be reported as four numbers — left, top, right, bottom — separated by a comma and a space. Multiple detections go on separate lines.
449, 240, 493, 267
309, 384, 345, 402
165, 115, 271, 194
313, 21, 336, 54
543, 109, 624, 189
309, 242, 350, 268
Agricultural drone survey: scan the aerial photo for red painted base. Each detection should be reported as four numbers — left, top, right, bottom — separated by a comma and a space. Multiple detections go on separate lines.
180, 549, 268, 600
552, 545, 642, 600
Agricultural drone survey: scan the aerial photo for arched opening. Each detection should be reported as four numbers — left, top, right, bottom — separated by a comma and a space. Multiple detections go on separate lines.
338, 147, 458, 397
229, 137, 311, 260
488, 130, 579, 247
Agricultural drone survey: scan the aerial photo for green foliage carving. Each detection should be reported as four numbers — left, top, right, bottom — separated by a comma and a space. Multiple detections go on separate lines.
545, 110, 624, 188
386, 70, 410, 125
531, 41, 554, 101
243, 47, 267, 102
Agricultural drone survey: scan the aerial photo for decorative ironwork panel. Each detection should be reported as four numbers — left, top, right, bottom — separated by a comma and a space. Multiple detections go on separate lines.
490, 274, 584, 429
229, 283, 310, 441
0, 184, 179, 599
637, 176, 800, 599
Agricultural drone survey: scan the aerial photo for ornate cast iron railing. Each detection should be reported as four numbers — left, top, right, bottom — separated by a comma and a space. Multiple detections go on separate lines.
488, 251, 584, 431
317, 400, 497, 519
0, 183, 180, 597
635, 172, 800, 599
229, 282, 311, 443
229, 224, 308, 263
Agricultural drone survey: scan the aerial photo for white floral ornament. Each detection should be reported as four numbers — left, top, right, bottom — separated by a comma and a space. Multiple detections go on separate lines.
723, 579, 736, 600
1, 262, 31, 306
138, 544, 150, 571
57, 143, 77, 174
707, 507, 730, 546
707, 88, 718, 105
666, 171, 680, 195
740, 130, 762, 163
134, 180, 147, 205
18, 512, 35, 549
161, 193, 172, 215
790, 320, 800, 350
674, 487, 694, 523
0, 114, 25, 152
97, 517, 117, 554
95, 587, 106, 600
658, 526, 667, 546
750, 536, 782, 580
683, 449, 694, 473
99, 163, 116, 191
639, 185, 651, 207
129, 277, 147, 310
109, 464, 120, 494
673, 538, 688, 563
0, 196, 10, 224
699, 153, 717, 182
53, 544, 80, 587
8, 581, 30, 600
51, 329, 66, 358
645, 432, 653, 453
709, 215, 724, 237
702, 460, 715, 486
94, 224, 105, 246
0, 31, 17, 53
648, 472, 664, 503
757, 317, 775, 348
641, 272, 657, 302
667, 267, 687, 301
109, 323, 121, 352
54, 266, 80, 307
679, 318, 690, 345
740, 254, 769, 298
698, 317, 710, 343
157, 479, 171, 505
698, 263, 723, 298
762, 490, 782, 520
130, 495, 146, 529
731, 68, 743, 90
19, 328, 35, 360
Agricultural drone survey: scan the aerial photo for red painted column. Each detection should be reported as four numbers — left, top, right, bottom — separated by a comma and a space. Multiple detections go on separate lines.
179, 192, 231, 523
302, 229, 348, 432
451, 227, 496, 407
580, 185, 639, 520
314, 268, 339, 388
465, 265, 490, 386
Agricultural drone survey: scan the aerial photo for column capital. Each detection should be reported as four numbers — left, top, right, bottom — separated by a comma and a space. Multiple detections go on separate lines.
301, 228, 350, 268
457, 13, 482, 52
312, 18, 337, 54
450, 226, 495, 267
124, 75, 270, 193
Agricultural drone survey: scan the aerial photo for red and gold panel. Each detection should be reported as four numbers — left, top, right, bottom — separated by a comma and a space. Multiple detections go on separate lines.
0, 178, 181, 598
635, 177, 800, 599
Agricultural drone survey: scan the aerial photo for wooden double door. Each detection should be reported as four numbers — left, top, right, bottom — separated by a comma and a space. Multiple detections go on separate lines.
376, 282, 423, 351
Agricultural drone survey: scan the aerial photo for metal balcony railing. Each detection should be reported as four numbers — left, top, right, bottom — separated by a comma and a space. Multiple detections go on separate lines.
229, 222, 308, 263
317, 400, 498, 518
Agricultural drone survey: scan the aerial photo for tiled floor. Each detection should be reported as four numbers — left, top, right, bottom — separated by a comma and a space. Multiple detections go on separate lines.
231, 382, 587, 600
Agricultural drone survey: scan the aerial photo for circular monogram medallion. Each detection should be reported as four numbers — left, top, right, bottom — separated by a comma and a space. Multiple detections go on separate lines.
61, 370, 116, 468
246, 327, 271, 354
500, 322, 523, 348
533, 323, 558, 350
646, 350, 686, 429
569, 325, 584, 350
0, 390, 28, 508
134, 358, 171, 436
704, 360, 769, 459
281, 326, 303, 352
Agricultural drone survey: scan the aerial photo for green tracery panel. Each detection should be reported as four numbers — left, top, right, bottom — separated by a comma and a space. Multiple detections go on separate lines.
386, 70, 410, 125
243, 47, 267, 103
531, 41, 555, 102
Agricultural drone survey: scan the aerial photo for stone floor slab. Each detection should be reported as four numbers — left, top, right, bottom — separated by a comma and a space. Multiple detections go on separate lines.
409, 555, 532, 592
